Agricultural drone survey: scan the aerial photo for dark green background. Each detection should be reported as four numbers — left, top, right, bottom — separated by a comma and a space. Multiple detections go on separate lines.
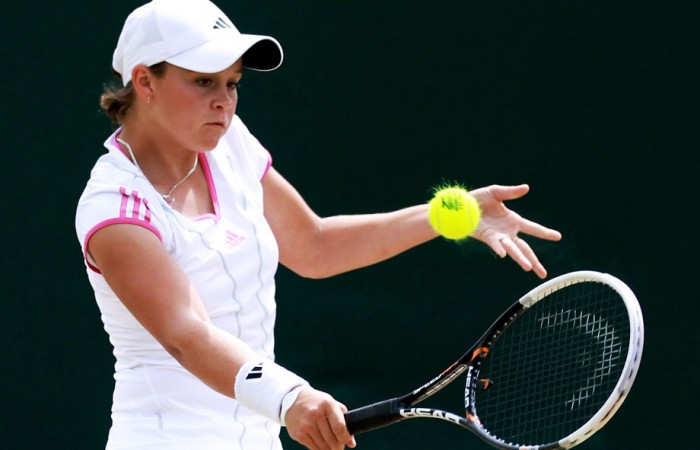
2, 1, 696, 449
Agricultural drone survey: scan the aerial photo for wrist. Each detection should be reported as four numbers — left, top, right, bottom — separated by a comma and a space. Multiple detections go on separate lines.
234, 358, 310, 425
280, 385, 311, 426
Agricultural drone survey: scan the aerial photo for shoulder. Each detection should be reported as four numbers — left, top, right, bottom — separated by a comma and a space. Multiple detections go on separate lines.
75, 134, 171, 266
77, 144, 156, 222
82, 130, 142, 190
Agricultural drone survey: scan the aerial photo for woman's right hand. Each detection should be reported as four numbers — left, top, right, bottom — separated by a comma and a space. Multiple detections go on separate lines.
284, 388, 357, 450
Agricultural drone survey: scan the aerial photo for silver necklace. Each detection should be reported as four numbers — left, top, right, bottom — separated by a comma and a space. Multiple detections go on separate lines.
117, 137, 198, 205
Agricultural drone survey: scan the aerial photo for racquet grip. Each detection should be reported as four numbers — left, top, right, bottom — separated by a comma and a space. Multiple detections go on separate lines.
344, 397, 404, 435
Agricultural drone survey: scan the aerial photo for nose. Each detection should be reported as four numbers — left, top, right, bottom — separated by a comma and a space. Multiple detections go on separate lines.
213, 86, 237, 111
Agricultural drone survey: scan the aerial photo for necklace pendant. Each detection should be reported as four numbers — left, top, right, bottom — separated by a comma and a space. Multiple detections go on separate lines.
116, 136, 198, 208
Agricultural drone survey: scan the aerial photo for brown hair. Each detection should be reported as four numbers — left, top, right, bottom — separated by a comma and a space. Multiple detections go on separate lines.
99, 63, 167, 125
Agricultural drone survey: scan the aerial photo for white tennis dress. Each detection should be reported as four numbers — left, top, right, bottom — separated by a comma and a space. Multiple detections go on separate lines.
76, 116, 283, 450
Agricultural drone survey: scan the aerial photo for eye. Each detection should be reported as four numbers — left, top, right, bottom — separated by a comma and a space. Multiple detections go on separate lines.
228, 81, 241, 90
196, 78, 213, 87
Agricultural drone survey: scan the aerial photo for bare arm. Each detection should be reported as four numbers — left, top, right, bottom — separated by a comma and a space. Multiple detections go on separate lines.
263, 167, 438, 279
89, 223, 355, 450
88, 224, 255, 397
264, 169, 561, 279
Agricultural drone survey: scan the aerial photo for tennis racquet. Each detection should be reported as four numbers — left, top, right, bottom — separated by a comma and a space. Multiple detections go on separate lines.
344, 271, 644, 449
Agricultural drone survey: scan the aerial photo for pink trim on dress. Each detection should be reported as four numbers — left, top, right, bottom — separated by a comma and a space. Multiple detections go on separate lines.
192, 153, 221, 222
112, 131, 131, 161
132, 196, 143, 219
262, 150, 273, 180
119, 187, 152, 222
119, 189, 130, 218
143, 198, 152, 223
83, 218, 163, 274
83, 187, 162, 274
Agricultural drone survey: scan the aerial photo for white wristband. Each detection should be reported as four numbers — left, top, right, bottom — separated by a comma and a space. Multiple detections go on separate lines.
280, 385, 310, 427
234, 359, 309, 425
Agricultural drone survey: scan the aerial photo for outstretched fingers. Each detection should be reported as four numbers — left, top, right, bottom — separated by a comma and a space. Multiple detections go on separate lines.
519, 217, 563, 242
472, 184, 562, 278
499, 236, 533, 272
482, 233, 550, 279
489, 184, 531, 202
514, 237, 548, 279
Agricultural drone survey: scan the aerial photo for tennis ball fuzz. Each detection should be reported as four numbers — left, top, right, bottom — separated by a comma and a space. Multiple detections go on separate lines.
428, 187, 481, 240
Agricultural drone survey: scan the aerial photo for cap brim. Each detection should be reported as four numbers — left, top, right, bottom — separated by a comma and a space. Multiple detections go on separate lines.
166, 33, 283, 74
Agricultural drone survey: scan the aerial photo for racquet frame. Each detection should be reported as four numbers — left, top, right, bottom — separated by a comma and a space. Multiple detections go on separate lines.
344, 271, 644, 450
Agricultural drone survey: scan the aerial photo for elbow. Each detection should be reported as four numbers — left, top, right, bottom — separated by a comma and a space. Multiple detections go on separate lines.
278, 221, 338, 279
154, 318, 210, 363
297, 269, 335, 280
283, 259, 336, 280
280, 243, 339, 279
282, 250, 372, 279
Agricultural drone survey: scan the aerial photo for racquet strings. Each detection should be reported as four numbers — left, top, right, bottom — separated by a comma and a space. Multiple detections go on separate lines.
473, 281, 630, 446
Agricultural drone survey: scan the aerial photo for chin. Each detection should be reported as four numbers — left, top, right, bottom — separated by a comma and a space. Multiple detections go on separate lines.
200, 142, 220, 152
199, 132, 226, 151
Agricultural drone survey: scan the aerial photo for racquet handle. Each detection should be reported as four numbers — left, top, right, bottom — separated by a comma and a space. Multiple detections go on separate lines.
344, 397, 404, 435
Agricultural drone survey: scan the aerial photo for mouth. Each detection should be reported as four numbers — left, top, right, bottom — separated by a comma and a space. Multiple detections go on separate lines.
205, 120, 227, 130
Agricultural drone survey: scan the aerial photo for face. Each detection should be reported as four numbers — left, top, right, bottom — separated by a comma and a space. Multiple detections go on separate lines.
147, 60, 243, 152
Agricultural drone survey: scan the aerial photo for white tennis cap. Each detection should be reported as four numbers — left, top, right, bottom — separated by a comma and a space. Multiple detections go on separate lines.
112, 0, 283, 86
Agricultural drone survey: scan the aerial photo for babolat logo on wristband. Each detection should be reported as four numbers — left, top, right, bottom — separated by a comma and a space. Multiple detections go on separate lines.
235, 359, 309, 425
246, 363, 264, 380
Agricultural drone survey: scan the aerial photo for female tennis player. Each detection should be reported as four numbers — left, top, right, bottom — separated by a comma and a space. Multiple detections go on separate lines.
75, 1, 562, 449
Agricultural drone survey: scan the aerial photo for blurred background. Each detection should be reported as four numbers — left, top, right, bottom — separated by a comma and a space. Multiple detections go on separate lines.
2, 1, 696, 448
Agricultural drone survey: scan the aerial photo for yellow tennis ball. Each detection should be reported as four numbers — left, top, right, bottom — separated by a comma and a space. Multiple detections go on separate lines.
428, 187, 481, 240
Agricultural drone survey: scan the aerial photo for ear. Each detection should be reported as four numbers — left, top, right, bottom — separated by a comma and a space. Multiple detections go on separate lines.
131, 64, 155, 103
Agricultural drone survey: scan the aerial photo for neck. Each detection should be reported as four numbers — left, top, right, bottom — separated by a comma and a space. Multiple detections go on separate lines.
117, 131, 199, 205
117, 128, 198, 185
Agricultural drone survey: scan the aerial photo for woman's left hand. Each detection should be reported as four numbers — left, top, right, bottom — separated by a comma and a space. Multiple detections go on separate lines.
470, 184, 562, 279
